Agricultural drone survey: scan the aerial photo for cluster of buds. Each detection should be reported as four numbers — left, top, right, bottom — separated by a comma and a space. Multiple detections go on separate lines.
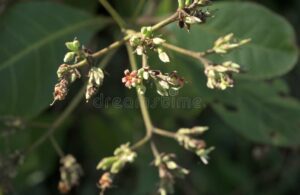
178, 0, 212, 31
213, 33, 251, 54
86, 67, 104, 102
63, 39, 82, 63
57, 64, 81, 82
0, 116, 25, 137
129, 27, 170, 63
154, 153, 189, 195
58, 155, 83, 194
51, 64, 81, 105
204, 61, 240, 90
176, 126, 214, 164
0, 151, 24, 194
96, 143, 137, 174
51, 38, 105, 104
51, 39, 84, 105
122, 67, 185, 96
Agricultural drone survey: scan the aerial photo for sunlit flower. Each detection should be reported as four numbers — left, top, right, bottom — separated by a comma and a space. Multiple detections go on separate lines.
122, 69, 141, 88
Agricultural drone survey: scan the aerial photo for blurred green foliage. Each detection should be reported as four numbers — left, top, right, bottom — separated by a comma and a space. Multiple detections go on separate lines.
0, 0, 299, 195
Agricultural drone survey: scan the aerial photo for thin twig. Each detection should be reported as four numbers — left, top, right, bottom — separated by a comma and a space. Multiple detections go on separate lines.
152, 12, 179, 31
70, 36, 129, 70
150, 141, 160, 158
24, 88, 84, 156
153, 127, 177, 139
162, 42, 213, 67
49, 135, 64, 158
128, 51, 153, 150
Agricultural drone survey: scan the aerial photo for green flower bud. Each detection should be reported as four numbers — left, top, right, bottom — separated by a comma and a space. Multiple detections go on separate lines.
141, 26, 153, 37
65, 39, 81, 51
96, 157, 118, 170
129, 35, 142, 47
213, 33, 250, 54
63, 52, 75, 63
110, 160, 124, 174
196, 147, 215, 165
166, 161, 178, 170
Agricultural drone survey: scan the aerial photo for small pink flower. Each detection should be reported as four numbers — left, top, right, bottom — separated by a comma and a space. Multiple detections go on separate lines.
122, 69, 140, 88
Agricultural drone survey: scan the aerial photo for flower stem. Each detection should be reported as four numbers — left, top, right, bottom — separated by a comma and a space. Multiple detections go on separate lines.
153, 128, 177, 139
99, 0, 155, 150
70, 36, 129, 70
152, 12, 179, 31
150, 141, 160, 158
49, 135, 64, 158
162, 42, 213, 67
129, 52, 153, 150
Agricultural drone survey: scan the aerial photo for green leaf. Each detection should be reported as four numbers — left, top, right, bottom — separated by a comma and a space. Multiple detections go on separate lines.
164, 2, 300, 146
64, 0, 99, 12
0, 2, 108, 118
165, 53, 300, 146
169, 2, 298, 80
212, 80, 300, 147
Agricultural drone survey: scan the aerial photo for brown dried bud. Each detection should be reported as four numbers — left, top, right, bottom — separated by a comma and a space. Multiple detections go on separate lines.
51, 79, 69, 106
98, 172, 113, 191
57, 64, 81, 83
193, 139, 206, 149
85, 67, 104, 102
57, 64, 69, 79
58, 181, 71, 194
85, 84, 97, 102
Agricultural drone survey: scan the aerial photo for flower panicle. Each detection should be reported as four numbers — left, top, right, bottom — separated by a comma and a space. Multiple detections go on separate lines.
96, 143, 137, 174
205, 61, 241, 90
58, 154, 83, 194
122, 67, 185, 96
155, 153, 189, 195
175, 126, 214, 164
129, 27, 170, 63
213, 33, 251, 54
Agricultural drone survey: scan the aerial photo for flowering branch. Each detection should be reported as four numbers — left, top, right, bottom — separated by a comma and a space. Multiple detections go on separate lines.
42, 0, 251, 194
27, 50, 117, 154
